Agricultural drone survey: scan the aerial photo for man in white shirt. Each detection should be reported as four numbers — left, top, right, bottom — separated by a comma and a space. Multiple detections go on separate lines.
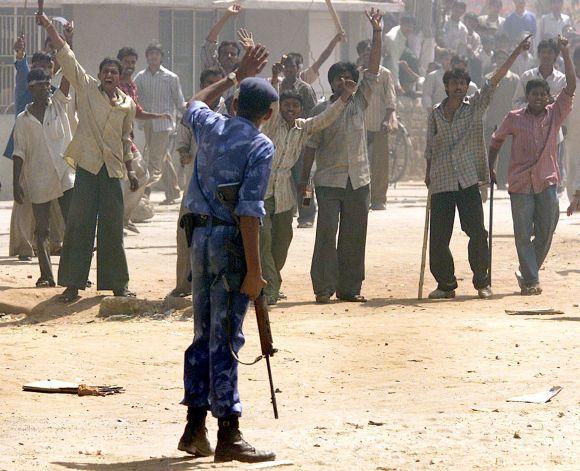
12, 68, 75, 287
441, 1, 469, 55
134, 42, 186, 205
538, 0, 573, 41
478, 0, 505, 34
384, 15, 417, 91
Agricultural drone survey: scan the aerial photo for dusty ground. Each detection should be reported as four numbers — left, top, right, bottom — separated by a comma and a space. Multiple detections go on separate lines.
0, 184, 579, 471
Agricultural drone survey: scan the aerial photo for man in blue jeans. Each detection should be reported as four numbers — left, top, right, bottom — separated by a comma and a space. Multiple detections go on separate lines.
489, 35, 576, 295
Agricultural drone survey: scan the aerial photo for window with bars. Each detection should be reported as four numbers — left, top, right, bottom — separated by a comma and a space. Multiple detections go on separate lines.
159, 9, 239, 99
0, 7, 64, 114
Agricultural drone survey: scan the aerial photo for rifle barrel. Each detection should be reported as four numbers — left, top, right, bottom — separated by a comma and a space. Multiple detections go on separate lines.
265, 355, 278, 419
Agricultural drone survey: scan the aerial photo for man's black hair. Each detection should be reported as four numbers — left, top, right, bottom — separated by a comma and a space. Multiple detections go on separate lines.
537, 38, 560, 56
27, 68, 51, 83
218, 41, 241, 57
356, 39, 371, 55
31, 51, 53, 65
450, 54, 469, 67
464, 12, 480, 24
443, 68, 472, 86
145, 42, 164, 57
117, 47, 139, 61
453, 1, 467, 10
199, 67, 224, 86
279, 90, 303, 106
400, 14, 416, 26
525, 78, 550, 95
282, 54, 302, 68
328, 62, 359, 86
98, 57, 123, 74
237, 100, 272, 122
286, 52, 304, 66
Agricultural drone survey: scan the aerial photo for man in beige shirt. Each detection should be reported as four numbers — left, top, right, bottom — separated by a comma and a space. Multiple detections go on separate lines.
39, 13, 139, 302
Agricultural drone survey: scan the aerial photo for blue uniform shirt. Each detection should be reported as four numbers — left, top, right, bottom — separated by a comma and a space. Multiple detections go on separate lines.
183, 101, 274, 223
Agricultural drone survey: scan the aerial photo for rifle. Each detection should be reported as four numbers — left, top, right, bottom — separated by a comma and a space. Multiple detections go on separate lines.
217, 183, 280, 419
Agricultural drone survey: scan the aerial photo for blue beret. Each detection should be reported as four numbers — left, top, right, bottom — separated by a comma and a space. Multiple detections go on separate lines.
238, 77, 279, 113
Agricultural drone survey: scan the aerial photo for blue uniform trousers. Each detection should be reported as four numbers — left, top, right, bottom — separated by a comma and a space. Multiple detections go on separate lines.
182, 224, 248, 418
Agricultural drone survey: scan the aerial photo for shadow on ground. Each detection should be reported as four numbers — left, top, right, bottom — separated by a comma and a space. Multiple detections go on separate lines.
52, 456, 214, 470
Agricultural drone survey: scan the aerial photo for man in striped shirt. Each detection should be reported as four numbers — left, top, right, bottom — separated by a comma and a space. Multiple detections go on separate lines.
134, 42, 186, 205
489, 35, 576, 296
259, 68, 354, 305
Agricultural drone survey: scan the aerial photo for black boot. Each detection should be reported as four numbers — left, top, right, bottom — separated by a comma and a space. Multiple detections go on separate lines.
177, 407, 214, 457
214, 416, 276, 463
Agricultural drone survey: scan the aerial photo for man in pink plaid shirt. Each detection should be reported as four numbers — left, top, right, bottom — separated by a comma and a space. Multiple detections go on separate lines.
488, 35, 576, 296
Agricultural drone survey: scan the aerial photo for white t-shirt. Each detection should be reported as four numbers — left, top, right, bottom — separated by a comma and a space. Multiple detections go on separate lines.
13, 90, 75, 204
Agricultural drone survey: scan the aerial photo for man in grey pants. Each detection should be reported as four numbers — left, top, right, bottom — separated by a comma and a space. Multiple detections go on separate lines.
300, 8, 383, 303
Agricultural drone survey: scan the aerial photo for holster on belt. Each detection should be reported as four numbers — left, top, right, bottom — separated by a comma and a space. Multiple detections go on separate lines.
180, 213, 195, 247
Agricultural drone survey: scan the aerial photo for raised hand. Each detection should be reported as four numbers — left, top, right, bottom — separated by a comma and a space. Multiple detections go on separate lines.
63, 20, 74, 45
13, 35, 25, 53
516, 34, 532, 53
35, 12, 51, 29
237, 28, 255, 51
236, 44, 269, 81
365, 7, 383, 32
339, 78, 357, 101
557, 34, 569, 53
227, 3, 242, 16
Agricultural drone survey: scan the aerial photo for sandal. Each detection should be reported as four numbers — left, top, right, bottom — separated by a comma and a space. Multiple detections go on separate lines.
169, 288, 191, 298
59, 287, 80, 303
337, 295, 368, 303
36, 278, 56, 288
113, 289, 137, 298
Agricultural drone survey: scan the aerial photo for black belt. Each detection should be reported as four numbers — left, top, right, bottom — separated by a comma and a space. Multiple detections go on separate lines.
192, 214, 235, 227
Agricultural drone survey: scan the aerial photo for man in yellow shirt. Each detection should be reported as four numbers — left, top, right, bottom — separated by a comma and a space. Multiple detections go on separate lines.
38, 13, 139, 302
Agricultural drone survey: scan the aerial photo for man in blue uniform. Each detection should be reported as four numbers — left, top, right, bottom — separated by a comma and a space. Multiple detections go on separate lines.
178, 44, 279, 463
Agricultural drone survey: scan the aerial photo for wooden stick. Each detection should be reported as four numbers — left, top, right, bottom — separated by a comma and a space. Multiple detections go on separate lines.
418, 193, 431, 300
324, 0, 345, 35
488, 183, 494, 286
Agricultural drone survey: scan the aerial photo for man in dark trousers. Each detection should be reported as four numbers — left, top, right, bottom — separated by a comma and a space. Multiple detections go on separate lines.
300, 8, 384, 304
424, 35, 532, 300
178, 44, 278, 463
38, 13, 139, 302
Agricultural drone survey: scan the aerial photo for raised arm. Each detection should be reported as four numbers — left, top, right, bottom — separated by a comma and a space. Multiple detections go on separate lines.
206, 4, 242, 43
188, 45, 269, 109
366, 8, 383, 75
37, 13, 89, 92
559, 35, 576, 96
58, 21, 75, 98
303, 79, 355, 134
309, 32, 345, 76
489, 35, 531, 87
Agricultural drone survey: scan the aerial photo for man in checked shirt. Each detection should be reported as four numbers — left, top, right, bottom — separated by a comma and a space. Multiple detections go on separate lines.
424, 35, 532, 300
489, 35, 576, 296
259, 64, 356, 305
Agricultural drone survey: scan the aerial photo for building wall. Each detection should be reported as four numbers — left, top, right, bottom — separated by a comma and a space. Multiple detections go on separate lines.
72, 5, 160, 77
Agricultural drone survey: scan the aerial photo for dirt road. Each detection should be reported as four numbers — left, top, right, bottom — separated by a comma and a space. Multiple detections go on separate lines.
1, 184, 579, 470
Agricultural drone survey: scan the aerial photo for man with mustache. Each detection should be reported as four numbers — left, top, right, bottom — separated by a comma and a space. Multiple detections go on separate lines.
424, 35, 532, 300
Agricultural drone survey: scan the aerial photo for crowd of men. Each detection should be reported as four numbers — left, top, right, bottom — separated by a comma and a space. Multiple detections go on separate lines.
1, 0, 580, 463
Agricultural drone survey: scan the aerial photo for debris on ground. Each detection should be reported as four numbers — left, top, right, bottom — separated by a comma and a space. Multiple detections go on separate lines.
23, 380, 124, 396
505, 309, 564, 316
507, 386, 562, 404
